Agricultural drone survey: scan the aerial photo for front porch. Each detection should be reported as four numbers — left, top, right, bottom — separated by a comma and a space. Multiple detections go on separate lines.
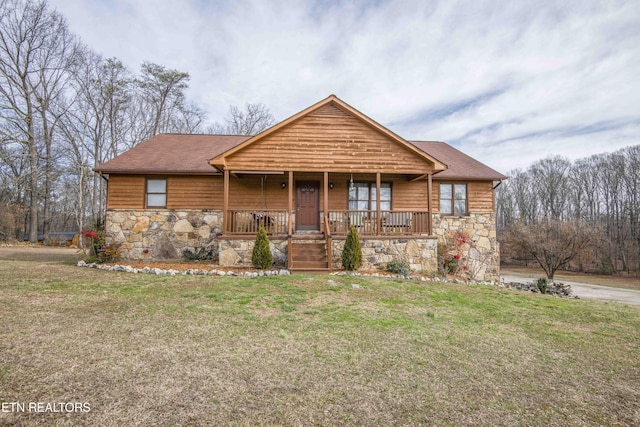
221, 170, 434, 238
220, 170, 435, 272
225, 209, 431, 236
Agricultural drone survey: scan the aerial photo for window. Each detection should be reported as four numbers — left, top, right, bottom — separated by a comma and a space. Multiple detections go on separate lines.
146, 178, 167, 207
348, 182, 391, 211
439, 183, 467, 215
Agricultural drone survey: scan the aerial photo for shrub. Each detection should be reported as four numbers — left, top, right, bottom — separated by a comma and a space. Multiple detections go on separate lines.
536, 277, 548, 294
100, 243, 122, 263
342, 225, 362, 271
182, 247, 213, 261
386, 260, 409, 276
437, 243, 460, 276
85, 242, 121, 264
82, 223, 106, 260
252, 225, 272, 269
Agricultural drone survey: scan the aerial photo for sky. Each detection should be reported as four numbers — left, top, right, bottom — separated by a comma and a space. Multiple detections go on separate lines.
48, 0, 640, 173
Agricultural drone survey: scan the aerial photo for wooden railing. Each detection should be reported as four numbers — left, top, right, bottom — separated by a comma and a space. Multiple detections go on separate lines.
225, 209, 429, 236
327, 210, 430, 235
324, 213, 332, 271
226, 210, 288, 234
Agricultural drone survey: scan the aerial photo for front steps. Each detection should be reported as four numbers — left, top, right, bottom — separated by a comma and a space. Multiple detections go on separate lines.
289, 237, 330, 272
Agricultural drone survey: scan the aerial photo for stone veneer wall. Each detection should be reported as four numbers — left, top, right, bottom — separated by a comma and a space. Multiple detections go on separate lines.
105, 209, 223, 260
218, 239, 288, 267
331, 238, 438, 272
217, 237, 438, 272
432, 212, 500, 282
105, 209, 499, 281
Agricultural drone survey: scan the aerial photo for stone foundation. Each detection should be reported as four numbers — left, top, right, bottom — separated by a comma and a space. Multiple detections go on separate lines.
104, 209, 500, 281
218, 239, 288, 267
331, 237, 438, 272
432, 212, 500, 282
105, 209, 223, 260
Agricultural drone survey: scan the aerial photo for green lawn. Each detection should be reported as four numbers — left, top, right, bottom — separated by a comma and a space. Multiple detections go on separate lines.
1, 248, 639, 426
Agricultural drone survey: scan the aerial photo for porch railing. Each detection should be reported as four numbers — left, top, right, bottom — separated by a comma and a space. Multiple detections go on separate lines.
327, 210, 430, 235
226, 210, 289, 234
225, 209, 429, 236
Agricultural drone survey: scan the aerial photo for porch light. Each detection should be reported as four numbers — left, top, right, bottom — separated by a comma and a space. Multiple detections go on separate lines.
349, 174, 354, 189
329, 182, 334, 190
281, 182, 287, 189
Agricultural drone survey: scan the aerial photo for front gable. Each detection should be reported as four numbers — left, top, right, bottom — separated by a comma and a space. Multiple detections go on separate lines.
209, 95, 447, 174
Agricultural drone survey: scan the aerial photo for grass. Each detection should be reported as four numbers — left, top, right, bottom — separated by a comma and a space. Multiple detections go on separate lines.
1, 248, 640, 426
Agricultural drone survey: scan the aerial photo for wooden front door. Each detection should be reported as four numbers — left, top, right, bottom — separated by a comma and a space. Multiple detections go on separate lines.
296, 181, 320, 230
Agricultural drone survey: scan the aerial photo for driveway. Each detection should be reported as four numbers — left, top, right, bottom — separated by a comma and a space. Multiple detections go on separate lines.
501, 273, 640, 306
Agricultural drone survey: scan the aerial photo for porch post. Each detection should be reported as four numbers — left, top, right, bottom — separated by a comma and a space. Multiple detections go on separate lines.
223, 169, 230, 234
376, 172, 381, 235
323, 171, 329, 230
427, 173, 433, 235
288, 170, 293, 235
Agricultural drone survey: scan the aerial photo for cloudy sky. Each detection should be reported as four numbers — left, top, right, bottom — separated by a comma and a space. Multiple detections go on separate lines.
48, 0, 640, 173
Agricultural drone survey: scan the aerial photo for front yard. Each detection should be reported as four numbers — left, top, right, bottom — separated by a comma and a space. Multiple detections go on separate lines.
1, 247, 639, 426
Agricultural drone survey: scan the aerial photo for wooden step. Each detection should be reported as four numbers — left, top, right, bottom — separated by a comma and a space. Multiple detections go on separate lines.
292, 261, 329, 270
289, 241, 329, 271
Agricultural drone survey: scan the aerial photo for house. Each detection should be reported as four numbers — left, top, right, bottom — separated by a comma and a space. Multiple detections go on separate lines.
94, 95, 506, 280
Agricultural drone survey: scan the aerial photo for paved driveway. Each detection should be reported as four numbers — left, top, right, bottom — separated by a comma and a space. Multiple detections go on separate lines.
501, 273, 640, 306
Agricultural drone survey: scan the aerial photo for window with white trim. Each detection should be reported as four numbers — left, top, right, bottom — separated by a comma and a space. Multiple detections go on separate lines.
146, 178, 167, 207
439, 183, 467, 215
348, 182, 391, 211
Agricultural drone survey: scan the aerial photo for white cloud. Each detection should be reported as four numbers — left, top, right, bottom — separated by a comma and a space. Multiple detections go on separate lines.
49, 0, 640, 173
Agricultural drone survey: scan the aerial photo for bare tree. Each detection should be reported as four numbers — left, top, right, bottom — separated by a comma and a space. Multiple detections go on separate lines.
209, 103, 276, 136
135, 62, 190, 138
0, 0, 73, 241
68, 50, 133, 221
504, 220, 598, 280
530, 156, 571, 220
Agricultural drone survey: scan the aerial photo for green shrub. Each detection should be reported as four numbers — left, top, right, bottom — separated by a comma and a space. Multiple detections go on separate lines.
342, 225, 362, 271
252, 225, 273, 269
536, 277, 548, 294
386, 260, 409, 276
182, 247, 213, 261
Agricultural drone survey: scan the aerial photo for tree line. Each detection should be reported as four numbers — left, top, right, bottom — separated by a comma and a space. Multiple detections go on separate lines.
496, 144, 640, 276
0, 0, 274, 243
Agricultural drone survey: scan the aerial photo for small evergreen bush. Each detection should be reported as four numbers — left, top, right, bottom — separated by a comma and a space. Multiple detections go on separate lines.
252, 225, 273, 269
342, 225, 362, 271
386, 260, 409, 276
536, 277, 548, 294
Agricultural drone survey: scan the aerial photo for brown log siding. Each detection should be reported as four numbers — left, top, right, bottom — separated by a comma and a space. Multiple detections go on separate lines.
106, 174, 495, 214
166, 176, 220, 209
107, 175, 145, 209
224, 106, 435, 174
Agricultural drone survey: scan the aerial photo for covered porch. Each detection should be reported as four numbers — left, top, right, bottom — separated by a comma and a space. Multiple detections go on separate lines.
219, 170, 436, 271
221, 170, 434, 238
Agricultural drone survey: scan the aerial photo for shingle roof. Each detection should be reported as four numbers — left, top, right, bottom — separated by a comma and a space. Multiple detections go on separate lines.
410, 141, 507, 180
94, 134, 250, 175
94, 134, 506, 181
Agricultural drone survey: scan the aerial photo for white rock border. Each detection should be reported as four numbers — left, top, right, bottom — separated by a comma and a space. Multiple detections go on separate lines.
76, 260, 574, 298
76, 260, 290, 277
